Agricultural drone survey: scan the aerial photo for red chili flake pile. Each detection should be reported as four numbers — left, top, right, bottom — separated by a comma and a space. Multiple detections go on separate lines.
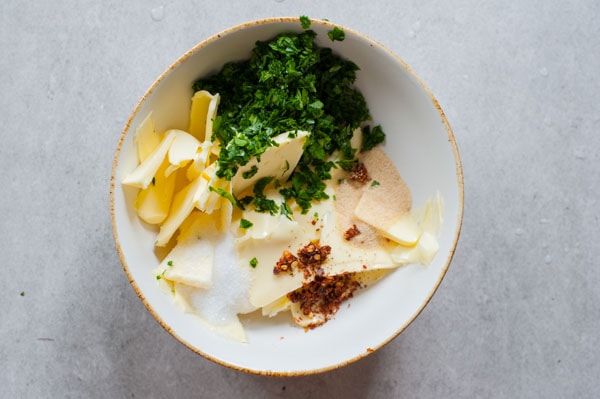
273, 250, 298, 275
273, 241, 363, 329
297, 242, 331, 278
343, 224, 361, 241
348, 162, 370, 184
273, 241, 331, 278
287, 272, 361, 329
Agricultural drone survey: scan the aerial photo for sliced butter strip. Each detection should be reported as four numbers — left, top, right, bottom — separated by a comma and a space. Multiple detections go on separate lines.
218, 181, 234, 232
359, 211, 422, 247
135, 158, 177, 225
188, 90, 220, 142
122, 130, 177, 189
205, 93, 219, 144
165, 130, 201, 177
158, 211, 222, 288
391, 193, 444, 265
134, 112, 160, 162
231, 131, 309, 196
155, 174, 207, 246
186, 141, 214, 180
195, 163, 225, 214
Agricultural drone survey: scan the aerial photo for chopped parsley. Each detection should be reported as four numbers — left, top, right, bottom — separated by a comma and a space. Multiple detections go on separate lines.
242, 165, 259, 179
239, 219, 253, 229
280, 201, 293, 220
252, 176, 279, 214
371, 180, 380, 187
250, 257, 259, 268
156, 275, 161, 280
361, 125, 386, 152
300, 15, 311, 29
20, 291, 25, 297
167, 260, 174, 266
328, 26, 345, 42
192, 19, 385, 213
208, 186, 244, 210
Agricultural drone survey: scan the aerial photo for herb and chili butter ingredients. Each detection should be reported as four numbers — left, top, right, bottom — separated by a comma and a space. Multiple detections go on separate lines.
193, 28, 385, 213
122, 19, 445, 340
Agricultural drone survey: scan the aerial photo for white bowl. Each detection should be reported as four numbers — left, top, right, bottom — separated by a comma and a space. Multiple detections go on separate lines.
110, 17, 463, 376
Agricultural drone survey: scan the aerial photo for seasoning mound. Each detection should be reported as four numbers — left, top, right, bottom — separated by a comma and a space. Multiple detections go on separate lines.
288, 273, 362, 329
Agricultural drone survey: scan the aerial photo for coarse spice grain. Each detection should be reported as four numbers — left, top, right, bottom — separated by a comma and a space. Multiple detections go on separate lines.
273, 250, 298, 275
343, 224, 361, 241
348, 162, 371, 184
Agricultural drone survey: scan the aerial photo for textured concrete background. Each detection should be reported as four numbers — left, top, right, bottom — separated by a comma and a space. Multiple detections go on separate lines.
1, 1, 598, 397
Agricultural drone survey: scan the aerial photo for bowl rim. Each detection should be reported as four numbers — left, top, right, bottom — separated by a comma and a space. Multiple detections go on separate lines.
110, 16, 464, 376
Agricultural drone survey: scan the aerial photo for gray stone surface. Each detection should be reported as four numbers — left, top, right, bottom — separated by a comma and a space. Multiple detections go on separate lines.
1, 1, 598, 397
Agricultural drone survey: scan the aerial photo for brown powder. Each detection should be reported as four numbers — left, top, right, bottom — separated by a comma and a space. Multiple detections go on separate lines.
334, 146, 412, 248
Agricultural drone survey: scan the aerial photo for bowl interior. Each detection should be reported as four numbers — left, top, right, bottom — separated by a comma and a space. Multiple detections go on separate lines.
111, 17, 463, 375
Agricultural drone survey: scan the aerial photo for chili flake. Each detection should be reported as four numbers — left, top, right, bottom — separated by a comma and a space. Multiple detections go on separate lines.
273, 251, 298, 275
287, 272, 361, 329
344, 224, 361, 240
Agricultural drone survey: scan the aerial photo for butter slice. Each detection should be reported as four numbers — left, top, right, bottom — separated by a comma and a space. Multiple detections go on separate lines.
188, 90, 220, 142
135, 158, 177, 225
159, 211, 220, 288
391, 193, 444, 265
231, 131, 309, 196
360, 212, 422, 247
155, 174, 207, 246
122, 130, 177, 189
165, 130, 201, 177
134, 112, 160, 162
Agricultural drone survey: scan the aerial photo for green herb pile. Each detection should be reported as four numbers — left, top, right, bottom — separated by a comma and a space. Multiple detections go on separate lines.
192, 17, 385, 214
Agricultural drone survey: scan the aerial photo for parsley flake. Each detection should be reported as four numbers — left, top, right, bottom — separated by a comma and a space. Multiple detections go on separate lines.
253, 176, 279, 214
240, 219, 254, 229
371, 180, 380, 187
361, 125, 386, 152
242, 165, 259, 179
328, 26, 345, 42
300, 15, 311, 29
208, 186, 244, 210
167, 260, 174, 267
250, 257, 258, 268
280, 202, 293, 220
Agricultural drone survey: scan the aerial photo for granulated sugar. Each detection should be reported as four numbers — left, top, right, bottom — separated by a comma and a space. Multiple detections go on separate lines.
189, 233, 254, 325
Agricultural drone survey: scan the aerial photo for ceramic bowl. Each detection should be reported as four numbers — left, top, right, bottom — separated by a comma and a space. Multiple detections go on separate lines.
110, 17, 463, 376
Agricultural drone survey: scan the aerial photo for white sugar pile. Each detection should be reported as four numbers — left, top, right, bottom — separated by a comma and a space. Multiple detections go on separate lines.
188, 233, 254, 325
